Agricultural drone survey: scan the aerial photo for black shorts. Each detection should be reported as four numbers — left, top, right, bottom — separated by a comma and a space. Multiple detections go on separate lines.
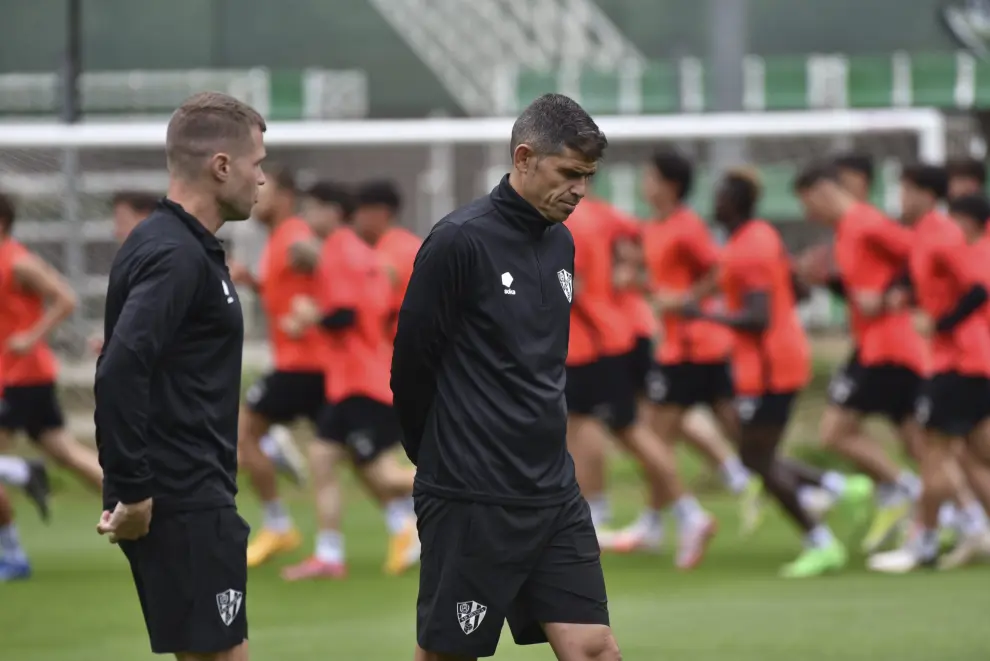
244, 370, 326, 424
916, 372, 990, 437
565, 354, 637, 431
119, 507, 249, 655
315, 396, 400, 464
0, 383, 65, 441
628, 336, 654, 395
736, 391, 798, 429
827, 354, 922, 423
415, 494, 608, 658
646, 361, 734, 408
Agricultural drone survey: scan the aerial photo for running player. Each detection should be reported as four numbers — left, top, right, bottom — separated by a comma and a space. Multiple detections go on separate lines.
639, 150, 761, 527
794, 164, 926, 552
938, 192, 990, 566
869, 164, 990, 573
0, 193, 102, 490
689, 169, 854, 577
231, 166, 323, 567
280, 193, 418, 580
566, 196, 717, 568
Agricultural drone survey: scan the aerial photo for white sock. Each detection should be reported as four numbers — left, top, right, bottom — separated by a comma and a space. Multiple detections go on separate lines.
639, 508, 663, 530
720, 457, 751, 494
959, 502, 990, 536
671, 495, 705, 527
259, 434, 279, 460
806, 525, 836, 549
896, 471, 922, 500
912, 528, 939, 560
0, 524, 26, 563
0, 457, 30, 487
587, 495, 611, 529
875, 482, 908, 507
939, 502, 960, 530
262, 499, 292, 533
821, 471, 847, 497
315, 530, 344, 565
384, 497, 413, 535
797, 485, 833, 512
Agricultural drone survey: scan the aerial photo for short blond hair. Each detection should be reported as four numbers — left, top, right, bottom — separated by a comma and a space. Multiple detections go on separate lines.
165, 92, 267, 176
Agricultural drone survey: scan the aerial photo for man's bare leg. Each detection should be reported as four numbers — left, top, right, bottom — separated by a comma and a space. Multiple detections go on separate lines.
355, 452, 419, 576
544, 622, 621, 661
681, 407, 752, 496
176, 641, 249, 661
567, 414, 611, 529
36, 428, 102, 490
239, 407, 301, 567
0, 485, 31, 580
819, 406, 916, 552
281, 441, 347, 581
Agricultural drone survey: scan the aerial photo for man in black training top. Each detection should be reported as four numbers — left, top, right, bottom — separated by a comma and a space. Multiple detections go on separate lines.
392, 93, 620, 661
95, 91, 266, 661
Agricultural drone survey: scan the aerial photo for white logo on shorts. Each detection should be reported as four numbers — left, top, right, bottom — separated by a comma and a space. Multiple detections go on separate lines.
736, 396, 759, 423
915, 396, 932, 425
827, 371, 854, 404
457, 600, 488, 635
216, 589, 244, 626
646, 369, 668, 402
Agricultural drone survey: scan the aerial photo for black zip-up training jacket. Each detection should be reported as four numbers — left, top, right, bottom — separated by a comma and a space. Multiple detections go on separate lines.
95, 199, 244, 515
391, 176, 579, 507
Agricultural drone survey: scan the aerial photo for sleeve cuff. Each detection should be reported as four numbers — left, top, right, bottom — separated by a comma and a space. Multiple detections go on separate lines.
114, 476, 154, 504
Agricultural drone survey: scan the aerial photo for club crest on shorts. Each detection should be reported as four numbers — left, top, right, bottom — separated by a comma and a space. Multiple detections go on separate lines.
557, 269, 573, 303
456, 601, 487, 635
216, 589, 244, 626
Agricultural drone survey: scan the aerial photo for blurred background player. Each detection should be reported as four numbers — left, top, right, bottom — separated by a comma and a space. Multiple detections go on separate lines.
692, 170, 860, 577
794, 165, 925, 553
231, 166, 321, 568
0, 452, 50, 581
566, 195, 718, 568
281, 184, 418, 580
352, 180, 422, 335
0, 193, 102, 491
946, 157, 988, 199
870, 164, 990, 573
639, 150, 761, 531
833, 153, 875, 203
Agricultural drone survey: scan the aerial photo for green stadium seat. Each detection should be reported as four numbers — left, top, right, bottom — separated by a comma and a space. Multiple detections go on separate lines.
910, 52, 957, 107
761, 56, 810, 110
972, 57, 990, 107
516, 69, 558, 112
579, 69, 622, 115
268, 70, 304, 120
640, 61, 680, 114
847, 55, 896, 108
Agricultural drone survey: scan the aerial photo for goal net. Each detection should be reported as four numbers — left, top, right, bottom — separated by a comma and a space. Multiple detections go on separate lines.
0, 108, 954, 421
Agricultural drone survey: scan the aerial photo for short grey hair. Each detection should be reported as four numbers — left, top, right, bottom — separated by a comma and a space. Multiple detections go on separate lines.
510, 93, 608, 161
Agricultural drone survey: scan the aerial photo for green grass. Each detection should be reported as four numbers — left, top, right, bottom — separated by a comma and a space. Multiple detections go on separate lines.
6, 337, 987, 659
2, 458, 988, 661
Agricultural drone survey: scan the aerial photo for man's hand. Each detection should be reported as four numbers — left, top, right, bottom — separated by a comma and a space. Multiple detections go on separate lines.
97, 498, 153, 543
884, 286, 911, 312
653, 291, 689, 313
913, 312, 934, 338
228, 260, 255, 288
794, 244, 833, 286
87, 334, 105, 356
5, 332, 36, 356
